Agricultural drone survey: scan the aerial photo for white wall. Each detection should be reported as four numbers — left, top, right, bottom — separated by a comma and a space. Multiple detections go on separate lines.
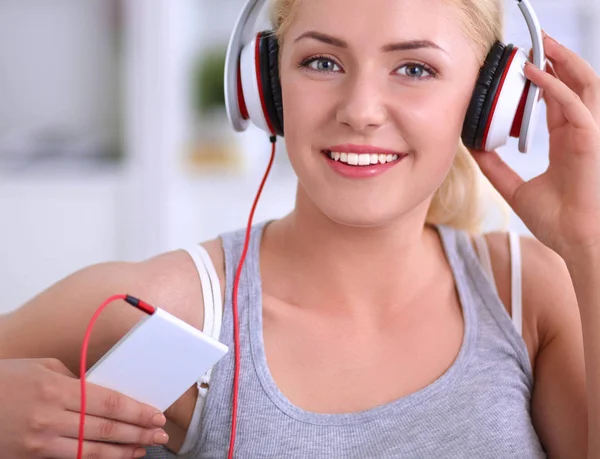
0, 170, 122, 311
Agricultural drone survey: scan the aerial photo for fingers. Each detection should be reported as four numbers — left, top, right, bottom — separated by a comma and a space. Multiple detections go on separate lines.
64, 381, 166, 429
40, 358, 76, 378
545, 60, 557, 78
45, 437, 147, 459
471, 150, 524, 208
524, 60, 596, 131
527, 49, 548, 102
542, 32, 600, 118
542, 60, 567, 131
58, 410, 168, 446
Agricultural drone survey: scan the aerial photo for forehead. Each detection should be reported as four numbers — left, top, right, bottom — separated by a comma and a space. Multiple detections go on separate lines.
286, 0, 471, 52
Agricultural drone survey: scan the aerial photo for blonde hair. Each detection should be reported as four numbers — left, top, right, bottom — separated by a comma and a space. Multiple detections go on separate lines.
270, 0, 508, 233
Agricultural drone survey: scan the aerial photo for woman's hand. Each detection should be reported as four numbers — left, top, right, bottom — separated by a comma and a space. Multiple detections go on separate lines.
0, 358, 168, 458
472, 32, 600, 260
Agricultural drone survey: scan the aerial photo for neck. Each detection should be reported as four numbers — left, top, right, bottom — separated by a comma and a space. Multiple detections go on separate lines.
262, 186, 446, 318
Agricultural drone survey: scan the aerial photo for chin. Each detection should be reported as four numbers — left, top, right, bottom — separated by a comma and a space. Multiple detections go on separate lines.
318, 200, 412, 229
293, 152, 443, 230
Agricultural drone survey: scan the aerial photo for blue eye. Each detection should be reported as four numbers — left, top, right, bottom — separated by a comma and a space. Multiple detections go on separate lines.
301, 57, 342, 72
396, 63, 435, 79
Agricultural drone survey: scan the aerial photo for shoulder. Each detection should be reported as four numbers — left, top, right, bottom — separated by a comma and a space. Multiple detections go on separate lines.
481, 231, 579, 365
134, 237, 226, 326
0, 237, 227, 372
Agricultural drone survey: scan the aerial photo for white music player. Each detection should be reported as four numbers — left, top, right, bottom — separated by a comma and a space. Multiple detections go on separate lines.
86, 307, 229, 412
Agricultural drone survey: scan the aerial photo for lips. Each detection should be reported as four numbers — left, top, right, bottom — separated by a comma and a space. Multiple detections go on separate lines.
323, 150, 402, 166
324, 143, 405, 155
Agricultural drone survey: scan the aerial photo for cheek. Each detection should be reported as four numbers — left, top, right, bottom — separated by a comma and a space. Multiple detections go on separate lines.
282, 77, 333, 133
398, 85, 472, 149
280, 75, 335, 165
396, 85, 472, 183
281, 89, 309, 165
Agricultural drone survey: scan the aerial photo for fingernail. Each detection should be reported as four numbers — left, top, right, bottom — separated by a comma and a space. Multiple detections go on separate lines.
134, 448, 147, 458
543, 33, 559, 45
152, 413, 166, 427
153, 430, 169, 445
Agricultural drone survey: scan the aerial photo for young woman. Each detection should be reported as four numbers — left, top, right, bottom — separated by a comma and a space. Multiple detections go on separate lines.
1, 0, 599, 457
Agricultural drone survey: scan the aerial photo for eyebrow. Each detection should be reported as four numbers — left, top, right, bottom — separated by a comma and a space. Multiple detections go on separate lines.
293, 31, 447, 55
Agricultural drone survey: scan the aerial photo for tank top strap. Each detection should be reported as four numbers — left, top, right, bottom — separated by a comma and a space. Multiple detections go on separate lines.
220, 220, 269, 280
437, 224, 534, 387
435, 224, 480, 334
219, 219, 270, 327
193, 220, 270, 450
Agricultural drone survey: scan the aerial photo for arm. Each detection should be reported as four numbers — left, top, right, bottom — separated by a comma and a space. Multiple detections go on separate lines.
520, 237, 588, 459
0, 251, 204, 374
485, 232, 588, 458
0, 248, 209, 452
561, 248, 600, 457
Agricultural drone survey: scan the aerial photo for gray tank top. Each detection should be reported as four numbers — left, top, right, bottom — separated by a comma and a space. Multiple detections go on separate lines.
148, 221, 546, 458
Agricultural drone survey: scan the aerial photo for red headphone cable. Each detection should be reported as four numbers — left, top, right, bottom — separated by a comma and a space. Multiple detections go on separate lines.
228, 135, 277, 459
76, 136, 276, 459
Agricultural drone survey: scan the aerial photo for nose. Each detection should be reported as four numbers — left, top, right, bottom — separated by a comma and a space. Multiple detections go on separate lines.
336, 71, 388, 132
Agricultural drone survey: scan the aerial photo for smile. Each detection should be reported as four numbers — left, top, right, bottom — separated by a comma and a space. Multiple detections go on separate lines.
323, 150, 402, 166
320, 148, 407, 179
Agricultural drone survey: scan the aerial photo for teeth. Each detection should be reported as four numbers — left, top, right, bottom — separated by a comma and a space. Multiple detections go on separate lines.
327, 151, 400, 166
358, 154, 370, 166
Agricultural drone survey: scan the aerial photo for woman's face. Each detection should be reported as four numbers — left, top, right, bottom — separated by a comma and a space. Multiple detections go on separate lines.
279, 0, 482, 227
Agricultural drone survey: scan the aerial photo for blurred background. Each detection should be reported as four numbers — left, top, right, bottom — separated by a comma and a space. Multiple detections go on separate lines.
0, 0, 598, 313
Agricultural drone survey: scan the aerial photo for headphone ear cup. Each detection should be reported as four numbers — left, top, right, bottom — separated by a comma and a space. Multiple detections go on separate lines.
266, 34, 284, 136
258, 32, 284, 137
462, 42, 511, 150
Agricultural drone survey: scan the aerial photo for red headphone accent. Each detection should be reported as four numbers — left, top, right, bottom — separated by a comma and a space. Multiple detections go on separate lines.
511, 81, 531, 138
237, 65, 249, 121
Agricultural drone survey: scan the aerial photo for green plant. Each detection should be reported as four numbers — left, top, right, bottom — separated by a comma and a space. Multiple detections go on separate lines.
193, 46, 227, 115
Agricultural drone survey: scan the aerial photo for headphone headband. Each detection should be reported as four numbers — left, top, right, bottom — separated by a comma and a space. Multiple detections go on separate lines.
518, 0, 544, 69
225, 0, 269, 132
516, 0, 544, 153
